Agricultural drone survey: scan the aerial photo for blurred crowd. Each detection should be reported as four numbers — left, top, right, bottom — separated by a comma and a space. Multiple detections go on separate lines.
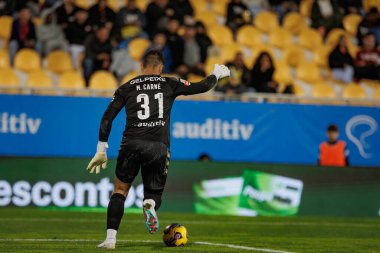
1, 0, 380, 96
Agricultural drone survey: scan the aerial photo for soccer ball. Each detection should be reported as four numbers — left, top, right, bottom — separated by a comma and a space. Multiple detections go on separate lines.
163, 223, 188, 247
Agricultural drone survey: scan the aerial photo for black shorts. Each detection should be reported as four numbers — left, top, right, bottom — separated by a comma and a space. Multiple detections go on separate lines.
115, 139, 170, 192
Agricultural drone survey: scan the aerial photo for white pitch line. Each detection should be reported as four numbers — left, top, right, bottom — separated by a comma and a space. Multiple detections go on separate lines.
0, 238, 296, 253
0, 217, 379, 228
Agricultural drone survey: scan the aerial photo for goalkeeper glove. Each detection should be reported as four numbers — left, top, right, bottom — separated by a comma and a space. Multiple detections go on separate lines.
87, 141, 108, 174
211, 64, 231, 80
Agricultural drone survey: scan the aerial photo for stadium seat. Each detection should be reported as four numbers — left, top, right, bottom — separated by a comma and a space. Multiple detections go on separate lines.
254, 11, 279, 33
191, 0, 209, 15
282, 46, 306, 68
14, 49, 41, 73
342, 83, 367, 99
121, 71, 139, 84
128, 38, 151, 61
26, 70, 53, 88
195, 11, 219, 28
135, 0, 150, 11
107, 0, 121, 12
0, 69, 20, 93
89, 71, 118, 90
0, 50, 10, 69
32, 17, 43, 26
273, 62, 293, 85
75, 0, 91, 9
208, 25, 233, 46
312, 82, 336, 98
46, 50, 73, 74
212, 0, 228, 16
374, 87, 380, 99
282, 12, 308, 35
313, 45, 331, 68
187, 73, 204, 83
363, 0, 380, 11
299, 0, 313, 17
296, 62, 321, 84
0, 16, 13, 41
326, 28, 347, 48
236, 26, 263, 48
205, 56, 224, 74
268, 28, 293, 49
58, 71, 85, 89
219, 43, 242, 61
298, 28, 323, 51
343, 14, 362, 36
293, 84, 305, 96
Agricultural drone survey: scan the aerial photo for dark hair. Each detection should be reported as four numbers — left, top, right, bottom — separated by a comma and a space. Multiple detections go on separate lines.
253, 51, 274, 71
363, 32, 376, 38
142, 50, 164, 68
327, 124, 339, 132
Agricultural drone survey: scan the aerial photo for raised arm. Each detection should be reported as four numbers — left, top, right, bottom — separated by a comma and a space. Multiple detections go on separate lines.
172, 64, 230, 97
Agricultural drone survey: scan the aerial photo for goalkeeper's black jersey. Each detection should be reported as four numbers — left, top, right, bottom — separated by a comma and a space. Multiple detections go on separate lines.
98, 74, 217, 147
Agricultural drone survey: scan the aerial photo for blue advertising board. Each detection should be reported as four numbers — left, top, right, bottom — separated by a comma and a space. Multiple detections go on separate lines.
0, 94, 379, 167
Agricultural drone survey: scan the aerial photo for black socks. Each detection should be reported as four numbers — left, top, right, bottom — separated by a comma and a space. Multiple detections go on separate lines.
107, 193, 126, 230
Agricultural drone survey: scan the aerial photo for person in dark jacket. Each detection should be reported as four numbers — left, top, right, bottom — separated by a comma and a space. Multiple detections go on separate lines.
226, 0, 250, 33
328, 35, 354, 83
165, 18, 184, 71
83, 25, 113, 84
356, 7, 380, 46
311, 0, 343, 37
354, 32, 380, 81
145, 0, 173, 39
55, 0, 79, 29
195, 21, 212, 64
9, 7, 41, 65
116, 0, 147, 42
145, 33, 172, 73
168, 0, 193, 24
87, 0, 116, 30
250, 52, 278, 93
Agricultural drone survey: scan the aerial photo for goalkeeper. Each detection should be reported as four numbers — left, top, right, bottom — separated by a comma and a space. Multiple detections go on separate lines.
86, 50, 230, 249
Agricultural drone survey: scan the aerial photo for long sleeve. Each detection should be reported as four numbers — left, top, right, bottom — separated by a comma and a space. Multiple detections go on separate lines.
98, 89, 126, 142
170, 75, 218, 97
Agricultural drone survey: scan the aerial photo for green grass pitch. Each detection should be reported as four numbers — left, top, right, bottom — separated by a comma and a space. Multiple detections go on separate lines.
0, 208, 379, 253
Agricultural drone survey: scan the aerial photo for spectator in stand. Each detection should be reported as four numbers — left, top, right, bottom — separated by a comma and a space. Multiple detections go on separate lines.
9, 7, 41, 65
66, 8, 92, 69
116, 0, 147, 43
176, 23, 205, 78
195, 21, 212, 65
14, 0, 40, 16
217, 52, 249, 96
318, 124, 349, 167
87, 0, 116, 30
245, 0, 270, 16
83, 25, 112, 84
357, 7, 380, 46
336, 0, 363, 15
328, 35, 354, 83
0, 0, 14, 16
37, 12, 68, 56
226, 0, 250, 34
250, 52, 278, 93
311, 0, 343, 37
354, 32, 380, 81
55, 0, 79, 30
169, 0, 194, 24
145, 33, 172, 73
269, 0, 299, 22
165, 18, 184, 72
145, 0, 173, 39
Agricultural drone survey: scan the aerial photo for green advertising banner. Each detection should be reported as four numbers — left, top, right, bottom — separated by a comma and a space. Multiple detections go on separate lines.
1, 158, 380, 217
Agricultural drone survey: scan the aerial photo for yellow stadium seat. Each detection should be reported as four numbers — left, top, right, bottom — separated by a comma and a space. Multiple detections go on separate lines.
26, 70, 53, 88
274, 62, 293, 85
296, 62, 321, 84
75, 0, 91, 9
312, 82, 336, 98
58, 71, 85, 89
282, 46, 306, 68
236, 26, 263, 47
135, 0, 150, 11
196, 11, 219, 28
121, 71, 139, 84
363, 0, 380, 11
14, 49, 41, 73
46, 50, 73, 74
205, 56, 224, 74
0, 50, 10, 69
268, 28, 293, 49
282, 12, 308, 34
0, 69, 20, 94
313, 45, 331, 68
343, 14, 362, 36
191, 0, 209, 15
212, 0, 227, 16
32, 17, 43, 26
298, 28, 323, 50
107, 0, 121, 12
254, 11, 278, 33
326, 28, 347, 48
187, 73, 204, 83
374, 87, 380, 99
342, 83, 367, 99
0, 16, 13, 41
300, 0, 313, 17
89, 71, 118, 90
219, 43, 242, 62
128, 38, 151, 61
293, 84, 305, 96
208, 25, 233, 46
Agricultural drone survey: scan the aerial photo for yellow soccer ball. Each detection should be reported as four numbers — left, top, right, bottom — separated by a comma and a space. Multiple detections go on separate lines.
163, 223, 188, 247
